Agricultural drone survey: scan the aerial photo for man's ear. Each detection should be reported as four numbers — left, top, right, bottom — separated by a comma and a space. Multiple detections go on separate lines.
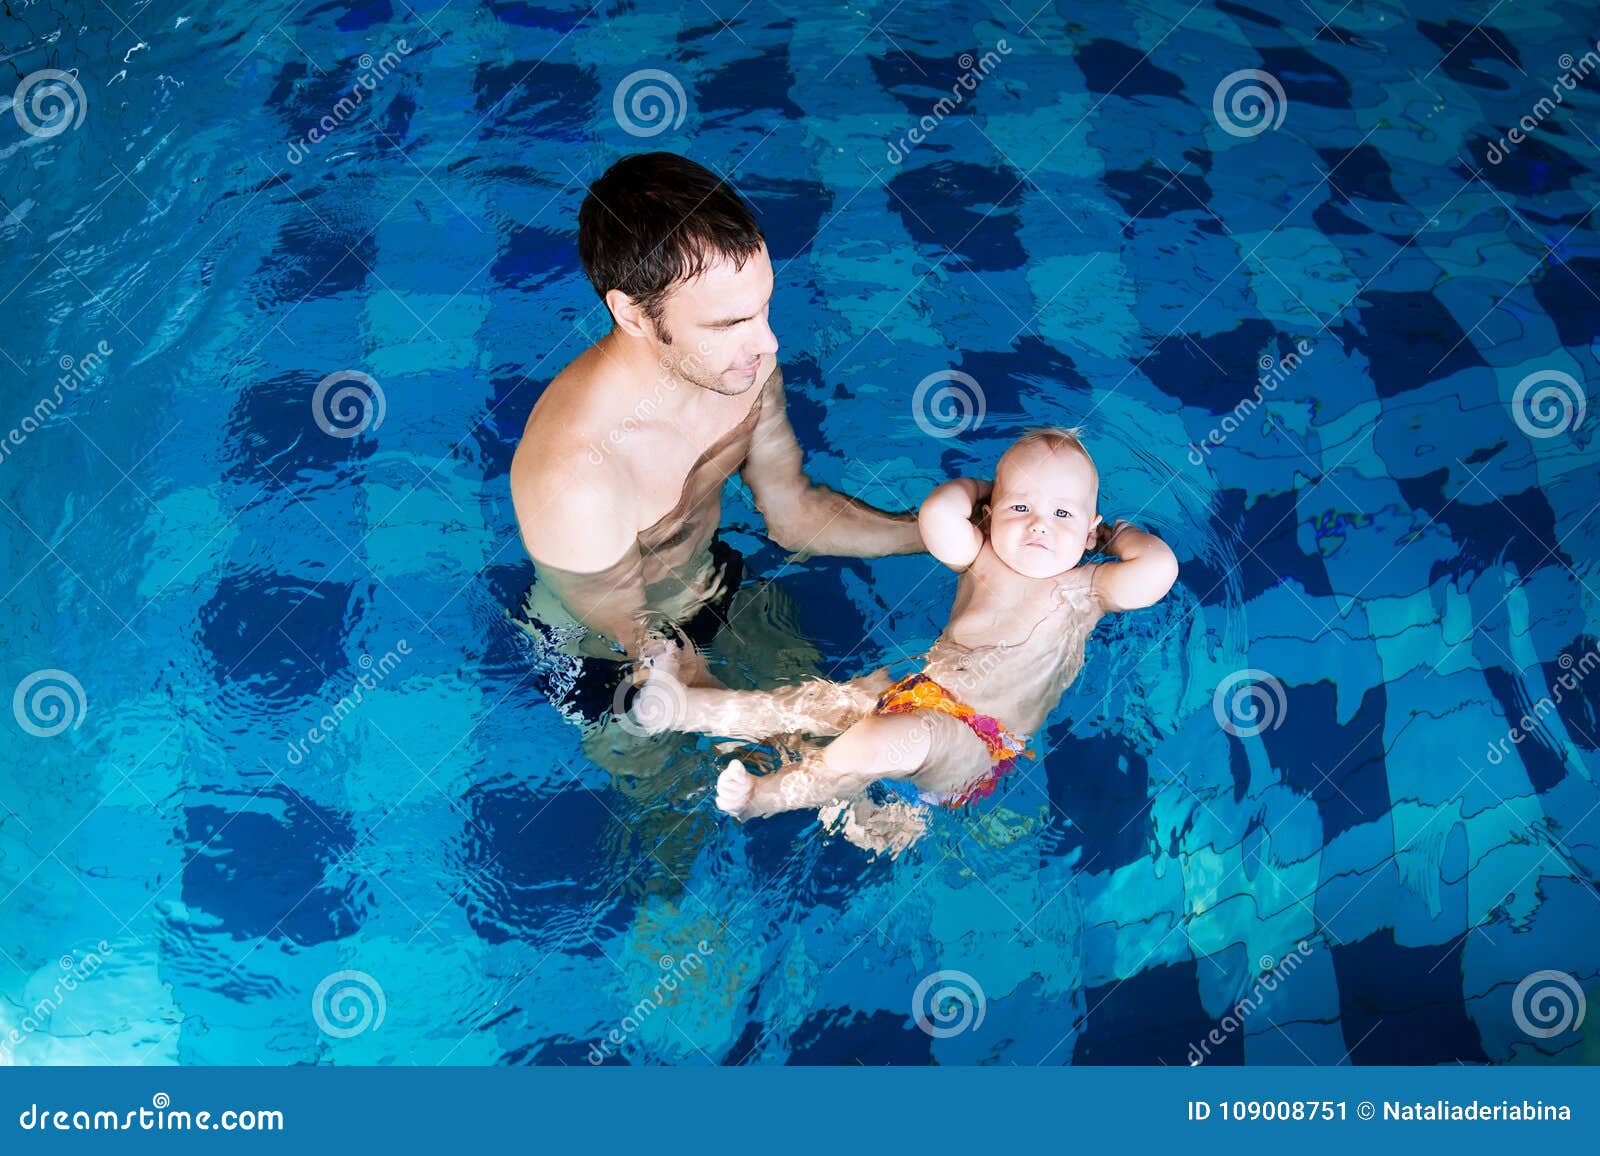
606, 289, 652, 339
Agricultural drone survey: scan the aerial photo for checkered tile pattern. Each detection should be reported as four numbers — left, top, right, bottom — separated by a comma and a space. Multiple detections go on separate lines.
0, 0, 1596, 1064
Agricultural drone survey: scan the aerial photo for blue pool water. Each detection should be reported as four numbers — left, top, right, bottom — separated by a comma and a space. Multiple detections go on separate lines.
2, 0, 1598, 1066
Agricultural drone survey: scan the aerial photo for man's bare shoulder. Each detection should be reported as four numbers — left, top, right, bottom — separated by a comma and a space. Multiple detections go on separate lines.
513, 457, 636, 573
514, 350, 605, 466
512, 470, 635, 575
511, 354, 639, 572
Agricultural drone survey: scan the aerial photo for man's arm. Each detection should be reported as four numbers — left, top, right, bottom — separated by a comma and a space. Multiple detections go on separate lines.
1090, 520, 1179, 611
513, 471, 723, 687
740, 365, 924, 558
513, 474, 654, 655
918, 478, 990, 570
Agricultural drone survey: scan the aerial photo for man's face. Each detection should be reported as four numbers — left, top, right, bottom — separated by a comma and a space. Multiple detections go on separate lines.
651, 243, 779, 396
986, 442, 1101, 579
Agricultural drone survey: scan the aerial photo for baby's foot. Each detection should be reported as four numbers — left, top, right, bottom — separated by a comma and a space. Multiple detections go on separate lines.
715, 758, 755, 819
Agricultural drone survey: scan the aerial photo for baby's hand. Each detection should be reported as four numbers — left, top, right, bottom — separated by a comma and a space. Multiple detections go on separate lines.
1093, 519, 1126, 555
1089, 520, 1178, 611
919, 478, 992, 570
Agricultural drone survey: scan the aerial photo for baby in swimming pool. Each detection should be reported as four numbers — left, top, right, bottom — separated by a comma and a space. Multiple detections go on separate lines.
643, 428, 1178, 851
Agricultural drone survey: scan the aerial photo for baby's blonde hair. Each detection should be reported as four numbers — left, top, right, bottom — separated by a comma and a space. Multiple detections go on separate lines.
997, 425, 1099, 492
1010, 425, 1090, 459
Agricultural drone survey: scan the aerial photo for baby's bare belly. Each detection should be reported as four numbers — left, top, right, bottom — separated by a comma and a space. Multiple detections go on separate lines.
921, 654, 1056, 736
920, 611, 1095, 738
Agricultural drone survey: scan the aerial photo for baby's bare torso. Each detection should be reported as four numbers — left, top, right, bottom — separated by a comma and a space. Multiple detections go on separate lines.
919, 543, 1103, 738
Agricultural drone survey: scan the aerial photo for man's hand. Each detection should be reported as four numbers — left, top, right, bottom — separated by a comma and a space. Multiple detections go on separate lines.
639, 634, 724, 689
623, 637, 726, 736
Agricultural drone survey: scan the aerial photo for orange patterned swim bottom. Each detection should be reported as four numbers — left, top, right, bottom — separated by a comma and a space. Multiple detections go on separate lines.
872, 673, 1036, 807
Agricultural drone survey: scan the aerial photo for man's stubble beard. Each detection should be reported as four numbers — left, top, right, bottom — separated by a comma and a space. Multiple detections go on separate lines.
653, 319, 751, 397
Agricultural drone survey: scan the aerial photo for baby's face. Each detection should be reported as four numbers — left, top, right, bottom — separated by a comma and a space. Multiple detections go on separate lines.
986, 442, 1101, 579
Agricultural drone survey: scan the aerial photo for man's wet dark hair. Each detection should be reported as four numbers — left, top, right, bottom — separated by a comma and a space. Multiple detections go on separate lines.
577, 152, 765, 338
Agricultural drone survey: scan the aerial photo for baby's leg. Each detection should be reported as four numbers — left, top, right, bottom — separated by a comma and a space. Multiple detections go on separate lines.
718, 708, 995, 820
636, 636, 892, 740
666, 670, 891, 740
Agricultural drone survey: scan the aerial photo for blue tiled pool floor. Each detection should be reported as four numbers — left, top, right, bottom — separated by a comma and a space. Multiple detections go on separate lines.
0, 0, 1597, 1064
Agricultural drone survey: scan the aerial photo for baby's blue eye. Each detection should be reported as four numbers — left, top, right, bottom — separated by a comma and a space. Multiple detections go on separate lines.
1010, 503, 1028, 512
1055, 509, 1070, 518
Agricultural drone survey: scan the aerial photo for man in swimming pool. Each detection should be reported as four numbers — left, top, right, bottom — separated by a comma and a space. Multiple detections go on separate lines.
510, 152, 923, 712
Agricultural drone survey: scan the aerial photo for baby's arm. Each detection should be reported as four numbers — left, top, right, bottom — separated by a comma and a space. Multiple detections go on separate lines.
918, 478, 992, 570
1090, 520, 1179, 611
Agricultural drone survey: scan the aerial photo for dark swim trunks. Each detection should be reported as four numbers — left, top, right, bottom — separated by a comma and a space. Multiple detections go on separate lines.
532, 538, 746, 727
